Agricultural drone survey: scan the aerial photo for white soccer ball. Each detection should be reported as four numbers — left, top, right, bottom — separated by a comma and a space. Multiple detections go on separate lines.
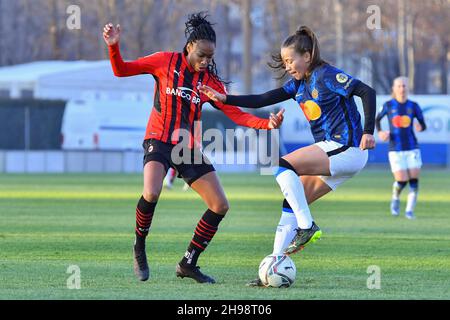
258, 254, 296, 288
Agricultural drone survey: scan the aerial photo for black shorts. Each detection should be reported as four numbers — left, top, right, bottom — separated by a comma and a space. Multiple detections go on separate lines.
142, 139, 215, 186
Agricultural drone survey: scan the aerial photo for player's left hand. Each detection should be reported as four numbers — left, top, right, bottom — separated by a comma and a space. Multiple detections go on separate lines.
415, 123, 423, 132
359, 134, 376, 150
268, 109, 285, 129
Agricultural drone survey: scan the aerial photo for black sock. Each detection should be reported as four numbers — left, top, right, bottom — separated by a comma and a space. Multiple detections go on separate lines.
135, 196, 157, 250
180, 209, 224, 267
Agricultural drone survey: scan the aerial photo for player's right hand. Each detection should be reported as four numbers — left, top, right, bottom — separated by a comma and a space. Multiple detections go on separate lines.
378, 131, 390, 142
103, 23, 121, 46
268, 109, 285, 129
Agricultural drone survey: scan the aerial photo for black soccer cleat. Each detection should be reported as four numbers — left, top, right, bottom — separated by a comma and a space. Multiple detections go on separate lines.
246, 277, 265, 287
133, 245, 149, 281
284, 221, 322, 255
175, 263, 216, 284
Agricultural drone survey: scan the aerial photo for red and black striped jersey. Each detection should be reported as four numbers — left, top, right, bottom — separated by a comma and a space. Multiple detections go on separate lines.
108, 43, 270, 148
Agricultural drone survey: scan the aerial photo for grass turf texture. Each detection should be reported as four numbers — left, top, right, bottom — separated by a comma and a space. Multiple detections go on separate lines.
0, 170, 449, 299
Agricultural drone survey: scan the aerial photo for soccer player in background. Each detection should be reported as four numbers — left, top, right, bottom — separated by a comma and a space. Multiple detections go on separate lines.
200, 26, 377, 286
376, 77, 427, 219
163, 167, 177, 190
103, 12, 284, 284
163, 168, 189, 191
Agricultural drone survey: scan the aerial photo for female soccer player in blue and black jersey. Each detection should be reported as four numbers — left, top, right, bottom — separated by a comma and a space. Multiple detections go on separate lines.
376, 77, 426, 219
201, 26, 376, 286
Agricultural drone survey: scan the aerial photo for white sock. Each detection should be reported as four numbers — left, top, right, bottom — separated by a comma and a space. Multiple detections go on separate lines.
275, 169, 313, 229
272, 211, 298, 255
406, 189, 418, 212
392, 181, 406, 200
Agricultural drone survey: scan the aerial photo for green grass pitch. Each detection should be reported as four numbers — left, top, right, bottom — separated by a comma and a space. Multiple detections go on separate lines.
0, 170, 449, 299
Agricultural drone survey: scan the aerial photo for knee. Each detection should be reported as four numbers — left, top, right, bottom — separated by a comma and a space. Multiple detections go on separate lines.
273, 158, 298, 177
409, 178, 419, 190
210, 200, 229, 215
142, 190, 161, 203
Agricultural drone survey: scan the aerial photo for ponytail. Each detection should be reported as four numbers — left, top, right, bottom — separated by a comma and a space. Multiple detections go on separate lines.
269, 26, 326, 79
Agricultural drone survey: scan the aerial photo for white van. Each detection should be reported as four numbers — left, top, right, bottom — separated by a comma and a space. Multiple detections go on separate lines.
61, 99, 151, 150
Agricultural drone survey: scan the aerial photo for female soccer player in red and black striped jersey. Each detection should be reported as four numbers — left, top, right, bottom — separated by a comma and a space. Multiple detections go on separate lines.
103, 12, 284, 284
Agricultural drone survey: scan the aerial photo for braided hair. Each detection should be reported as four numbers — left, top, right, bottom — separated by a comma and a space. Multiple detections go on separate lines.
269, 26, 327, 80
183, 12, 228, 84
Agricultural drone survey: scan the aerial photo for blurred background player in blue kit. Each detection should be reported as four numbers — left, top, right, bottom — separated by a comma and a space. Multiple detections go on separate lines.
376, 77, 427, 219
164, 168, 190, 191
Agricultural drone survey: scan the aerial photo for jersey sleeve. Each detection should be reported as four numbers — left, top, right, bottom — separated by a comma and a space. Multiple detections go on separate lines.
134, 51, 168, 75
414, 102, 427, 130
282, 79, 298, 98
207, 78, 270, 129
108, 43, 166, 77
213, 102, 270, 129
375, 102, 389, 132
322, 66, 360, 98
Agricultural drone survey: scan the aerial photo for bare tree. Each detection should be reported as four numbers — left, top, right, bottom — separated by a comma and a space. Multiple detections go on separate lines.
334, 0, 344, 69
49, 0, 63, 59
405, 6, 416, 92
222, 3, 232, 86
0, 0, 3, 65
241, 0, 253, 93
397, 0, 407, 77
0, 0, 448, 96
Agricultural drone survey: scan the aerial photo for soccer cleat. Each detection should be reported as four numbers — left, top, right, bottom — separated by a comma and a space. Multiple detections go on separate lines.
175, 263, 216, 284
391, 198, 400, 216
246, 277, 265, 287
284, 222, 322, 255
133, 245, 149, 281
163, 178, 173, 190
405, 211, 415, 220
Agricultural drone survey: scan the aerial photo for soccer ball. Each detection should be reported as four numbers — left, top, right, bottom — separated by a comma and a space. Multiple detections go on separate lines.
258, 254, 296, 288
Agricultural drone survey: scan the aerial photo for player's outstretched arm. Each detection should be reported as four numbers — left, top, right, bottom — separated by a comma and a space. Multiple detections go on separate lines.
200, 85, 291, 109
215, 102, 284, 129
103, 23, 120, 46
199, 85, 226, 103
104, 23, 144, 77
203, 79, 284, 129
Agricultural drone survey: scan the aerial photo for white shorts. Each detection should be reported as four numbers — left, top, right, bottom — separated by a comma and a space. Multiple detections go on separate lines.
315, 140, 368, 190
388, 149, 422, 172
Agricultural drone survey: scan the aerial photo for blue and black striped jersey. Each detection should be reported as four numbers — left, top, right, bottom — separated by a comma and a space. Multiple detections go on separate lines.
375, 99, 426, 151
283, 64, 363, 147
